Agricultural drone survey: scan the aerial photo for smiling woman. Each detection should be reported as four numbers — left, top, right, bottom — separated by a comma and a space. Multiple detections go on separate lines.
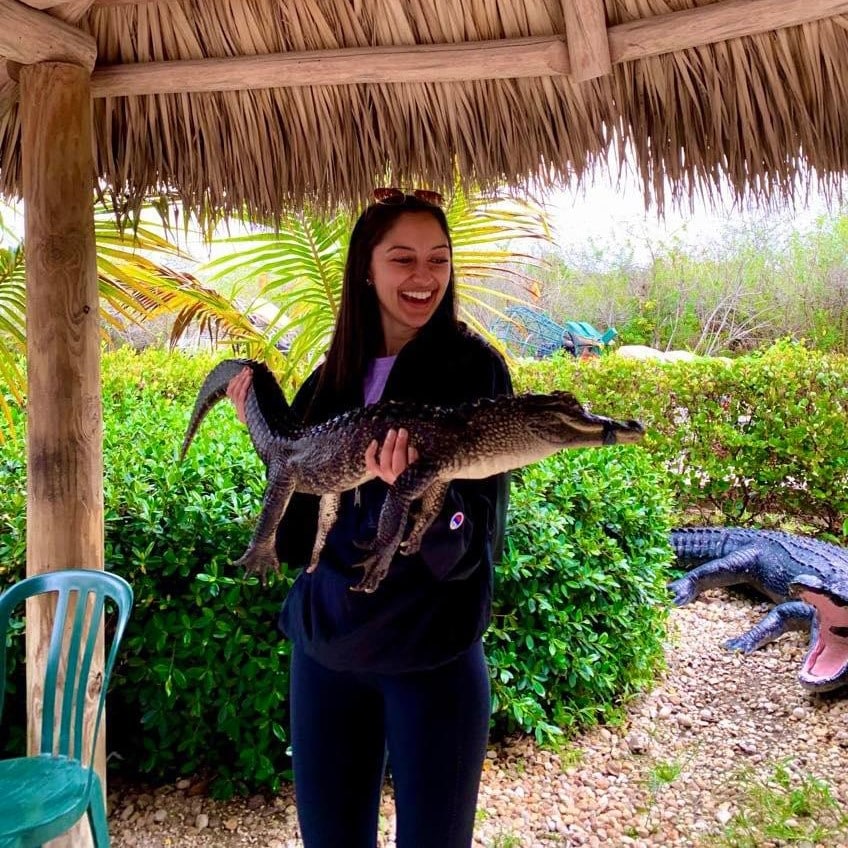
223, 190, 515, 848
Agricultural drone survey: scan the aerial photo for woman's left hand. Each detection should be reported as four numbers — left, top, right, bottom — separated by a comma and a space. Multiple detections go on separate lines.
365, 428, 419, 485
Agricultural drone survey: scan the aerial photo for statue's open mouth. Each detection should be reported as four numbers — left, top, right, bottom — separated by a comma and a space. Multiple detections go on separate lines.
792, 580, 848, 691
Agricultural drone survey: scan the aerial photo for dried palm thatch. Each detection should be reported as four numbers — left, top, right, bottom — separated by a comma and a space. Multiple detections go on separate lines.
1, 0, 847, 221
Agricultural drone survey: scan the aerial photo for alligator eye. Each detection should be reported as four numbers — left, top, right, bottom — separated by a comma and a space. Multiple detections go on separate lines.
829, 626, 848, 638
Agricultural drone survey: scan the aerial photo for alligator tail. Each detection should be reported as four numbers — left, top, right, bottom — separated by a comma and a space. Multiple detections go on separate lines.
180, 359, 253, 460
242, 361, 299, 464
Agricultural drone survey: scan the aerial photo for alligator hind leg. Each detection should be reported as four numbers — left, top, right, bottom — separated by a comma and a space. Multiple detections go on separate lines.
724, 600, 814, 654
236, 460, 296, 584
307, 494, 340, 573
400, 481, 449, 555
353, 461, 438, 593
669, 546, 763, 605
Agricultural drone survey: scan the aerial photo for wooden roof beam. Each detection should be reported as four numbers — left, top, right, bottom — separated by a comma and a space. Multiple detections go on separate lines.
563, 0, 612, 82
0, 0, 97, 69
90, 36, 571, 97
609, 0, 848, 62
19, 1, 95, 24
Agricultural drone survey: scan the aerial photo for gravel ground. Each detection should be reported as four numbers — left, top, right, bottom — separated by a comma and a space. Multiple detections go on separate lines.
109, 590, 848, 848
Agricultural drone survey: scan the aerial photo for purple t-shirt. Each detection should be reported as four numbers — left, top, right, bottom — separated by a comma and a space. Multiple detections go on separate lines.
363, 355, 397, 405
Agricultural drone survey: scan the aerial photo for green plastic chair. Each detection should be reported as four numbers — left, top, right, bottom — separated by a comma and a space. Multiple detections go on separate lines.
0, 569, 133, 848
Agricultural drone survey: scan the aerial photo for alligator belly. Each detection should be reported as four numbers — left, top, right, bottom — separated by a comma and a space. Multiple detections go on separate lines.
296, 468, 372, 496
449, 449, 555, 480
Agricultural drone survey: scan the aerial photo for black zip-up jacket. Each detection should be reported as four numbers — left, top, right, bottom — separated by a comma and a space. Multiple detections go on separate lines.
275, 321, 512, 673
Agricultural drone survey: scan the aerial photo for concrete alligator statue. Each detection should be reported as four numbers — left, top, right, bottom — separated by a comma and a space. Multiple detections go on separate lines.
669, 527, 848, 692
181, 358, 645, 593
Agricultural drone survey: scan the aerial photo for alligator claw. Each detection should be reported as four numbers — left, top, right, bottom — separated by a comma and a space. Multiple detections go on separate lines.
399, 538, 422, 556
724, 635, 756, 654
350, 554, 391, 593
668, 576, 698, 606
234, 546, 281, 585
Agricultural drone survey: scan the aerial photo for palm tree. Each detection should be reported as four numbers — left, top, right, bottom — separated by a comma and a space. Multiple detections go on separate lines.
0, 204, 228, 435
0, 223, 25, 431
184, 187, 552, 385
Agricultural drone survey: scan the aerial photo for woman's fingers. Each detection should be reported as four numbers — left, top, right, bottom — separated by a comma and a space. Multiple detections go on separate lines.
380, 428, 399, 473
364, 439, 380, 476
364, 428, 417, 485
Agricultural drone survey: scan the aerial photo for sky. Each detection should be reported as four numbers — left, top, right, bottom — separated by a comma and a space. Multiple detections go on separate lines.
542, 167, 844, 269
2, 164, 844, 266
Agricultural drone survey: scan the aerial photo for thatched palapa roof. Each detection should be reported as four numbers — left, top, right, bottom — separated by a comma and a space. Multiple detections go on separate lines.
2, 0, 848, 219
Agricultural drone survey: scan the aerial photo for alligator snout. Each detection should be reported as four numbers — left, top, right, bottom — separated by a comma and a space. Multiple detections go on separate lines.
602, 418, 645, 446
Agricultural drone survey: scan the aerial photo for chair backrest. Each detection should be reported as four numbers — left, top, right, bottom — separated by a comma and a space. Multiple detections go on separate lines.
0, 569, 133, 769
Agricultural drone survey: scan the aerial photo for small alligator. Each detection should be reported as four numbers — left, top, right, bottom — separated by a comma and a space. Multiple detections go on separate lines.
181, 358, 645, 592
669, 527, 848, 692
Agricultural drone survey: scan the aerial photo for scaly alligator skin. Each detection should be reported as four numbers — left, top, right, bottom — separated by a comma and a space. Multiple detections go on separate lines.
181, 358, 645, 592
669, 527, 848, 692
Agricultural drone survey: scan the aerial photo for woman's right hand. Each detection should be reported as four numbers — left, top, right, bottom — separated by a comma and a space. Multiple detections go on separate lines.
365, 427, 418, 485
226, 367, 252, 424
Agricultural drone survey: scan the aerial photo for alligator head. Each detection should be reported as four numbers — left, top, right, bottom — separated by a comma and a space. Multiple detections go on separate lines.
521, 391, 645, 447
790, 573, 848, 692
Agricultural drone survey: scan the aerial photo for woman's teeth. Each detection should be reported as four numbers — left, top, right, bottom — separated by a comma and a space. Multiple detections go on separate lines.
401, 291, 433, 302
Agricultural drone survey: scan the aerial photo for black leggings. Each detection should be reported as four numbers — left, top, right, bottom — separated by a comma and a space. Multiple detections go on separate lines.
289, 641, 491, 848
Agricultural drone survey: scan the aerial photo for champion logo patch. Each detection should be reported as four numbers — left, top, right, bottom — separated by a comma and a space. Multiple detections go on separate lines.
449, 511, 465, 531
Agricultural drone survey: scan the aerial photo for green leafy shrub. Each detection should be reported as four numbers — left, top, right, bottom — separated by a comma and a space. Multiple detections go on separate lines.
18, 342, 848, 791
102, 397, 295, 797
512, 341, 848, 534
534, 213, 848, 355
1, 349, 297, 795
1, 347, 676, 794
489, 447, 673, 740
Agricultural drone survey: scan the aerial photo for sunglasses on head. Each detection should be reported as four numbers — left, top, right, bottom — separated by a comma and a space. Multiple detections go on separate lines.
373, 187, 444, 207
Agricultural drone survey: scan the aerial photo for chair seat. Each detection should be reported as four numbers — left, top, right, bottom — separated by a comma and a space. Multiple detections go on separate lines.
0, 755, 92, 844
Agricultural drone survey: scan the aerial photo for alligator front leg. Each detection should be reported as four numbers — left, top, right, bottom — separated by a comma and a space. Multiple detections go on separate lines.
399, 481, 449, 556
307, 493, 341, 573
724, 601, 814, 653
353, 461, 437, 593
235, 459, 296, 584
668, 546, 764, 605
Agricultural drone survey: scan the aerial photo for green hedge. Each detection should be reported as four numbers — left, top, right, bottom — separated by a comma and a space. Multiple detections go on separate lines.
0, 347, 673, 794
490, 448, 671, 741
16, 343, 846, 793
512, 340, 848, 535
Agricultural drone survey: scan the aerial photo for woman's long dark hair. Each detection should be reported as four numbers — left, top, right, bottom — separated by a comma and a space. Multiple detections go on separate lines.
305, 195, 459, 422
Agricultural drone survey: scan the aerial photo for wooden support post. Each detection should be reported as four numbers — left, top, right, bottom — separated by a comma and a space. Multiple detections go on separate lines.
20, 61, 102, 848
563, 0, 612, 81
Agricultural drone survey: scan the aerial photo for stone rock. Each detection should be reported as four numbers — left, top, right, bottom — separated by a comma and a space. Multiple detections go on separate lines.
625, 731, 650, 754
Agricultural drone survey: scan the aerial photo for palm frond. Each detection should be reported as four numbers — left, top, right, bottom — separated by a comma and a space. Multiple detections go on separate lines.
188, 187, 552, 374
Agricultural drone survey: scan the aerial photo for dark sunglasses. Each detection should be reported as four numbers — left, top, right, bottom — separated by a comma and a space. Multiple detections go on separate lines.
373, 187, 444, 207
